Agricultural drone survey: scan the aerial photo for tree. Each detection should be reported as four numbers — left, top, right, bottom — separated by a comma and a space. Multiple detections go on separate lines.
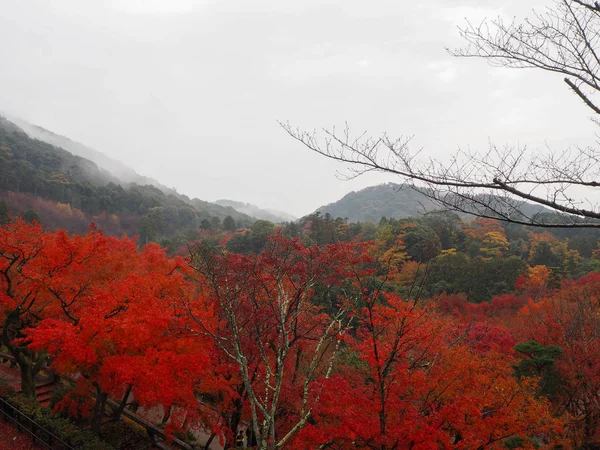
0, 219, 114, 398
223, 215, 236, 232
0, 200, 8, 224
184, 236, 352, 450
514, 341, 563, 399
0, 219, 51, 398
22, 209, 41, 224
26, 235, 213, 434
281, 0, 600, 229
515, 273, 600, 446
211, 216, 221, 231
294, 294, 561, 449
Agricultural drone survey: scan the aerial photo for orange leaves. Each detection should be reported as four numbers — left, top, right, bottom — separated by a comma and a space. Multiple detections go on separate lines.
516, 265, 551, 301
513, 273, 600, 446
297, 294, 559, 449
0, 219, 215, 429
464, 219, 509, 259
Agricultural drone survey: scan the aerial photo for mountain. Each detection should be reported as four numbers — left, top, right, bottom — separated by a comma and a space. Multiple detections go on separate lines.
0, 115, 254, 242
215, 199, 297, 223
315, 184, 441, 222
8, 115, 179, 194
315, 182, 552, 223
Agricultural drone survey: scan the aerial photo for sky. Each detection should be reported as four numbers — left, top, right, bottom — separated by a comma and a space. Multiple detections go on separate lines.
0, 0, 597, 217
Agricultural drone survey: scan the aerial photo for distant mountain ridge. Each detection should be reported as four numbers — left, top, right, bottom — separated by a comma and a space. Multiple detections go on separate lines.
315, 184, 440, 222
0, 115, 258, 243
8, 115, 178, 195
315, 182, 550, 223
215, 199, 297, 223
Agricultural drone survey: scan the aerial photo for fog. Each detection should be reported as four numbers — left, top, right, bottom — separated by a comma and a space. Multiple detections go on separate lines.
0, 0, 596, 217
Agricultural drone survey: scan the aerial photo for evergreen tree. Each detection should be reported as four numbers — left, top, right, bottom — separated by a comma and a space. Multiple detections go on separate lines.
223, 215, 236, 231
0, 200, 8, 224
22, 209, 41, 224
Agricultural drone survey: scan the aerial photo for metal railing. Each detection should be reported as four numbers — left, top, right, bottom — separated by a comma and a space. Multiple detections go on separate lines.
0, 354, 194, 450
0, 396, 75, 450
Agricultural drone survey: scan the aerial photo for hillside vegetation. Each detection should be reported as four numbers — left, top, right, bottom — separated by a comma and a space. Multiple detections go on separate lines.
0, 116, 254, 248
316, 183, 440, 221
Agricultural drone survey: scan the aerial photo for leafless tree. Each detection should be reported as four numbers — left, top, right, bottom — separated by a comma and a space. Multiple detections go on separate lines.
282, 0, 600, 228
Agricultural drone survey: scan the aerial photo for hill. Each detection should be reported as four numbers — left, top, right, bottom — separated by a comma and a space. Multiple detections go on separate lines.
315, 182, 556, 223
215, 199, 296, 223
0, 115, 254, 245
8, 115, 178, 193
315, 184, 442, 222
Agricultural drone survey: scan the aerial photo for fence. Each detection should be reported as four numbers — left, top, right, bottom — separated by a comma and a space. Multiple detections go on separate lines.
0, 396, 75, 450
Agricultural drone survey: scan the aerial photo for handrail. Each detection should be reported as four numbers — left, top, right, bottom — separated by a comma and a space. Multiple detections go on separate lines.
0, 358, 196, 449
59, 377, 194, 450
0, 396, 75, 450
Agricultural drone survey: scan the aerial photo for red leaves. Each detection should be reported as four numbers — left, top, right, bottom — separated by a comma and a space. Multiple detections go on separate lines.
515, 273, 600, 445
296, 297, 559, 449
0, 219, 214, 433
0, 221, 568, 448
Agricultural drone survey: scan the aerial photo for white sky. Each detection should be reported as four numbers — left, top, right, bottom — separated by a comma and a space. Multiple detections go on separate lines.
0, 0, 597, 216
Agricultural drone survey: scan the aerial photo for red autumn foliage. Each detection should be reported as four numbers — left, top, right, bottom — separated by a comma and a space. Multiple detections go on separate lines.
0, 219, 573, 448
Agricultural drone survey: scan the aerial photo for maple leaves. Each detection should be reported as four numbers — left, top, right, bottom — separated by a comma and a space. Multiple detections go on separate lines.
186, 235, 353, 449
515, 273, 600, 446
0, 218, 214, 435
0, 218, 575, 448
293, 288, 559, 449
30, 241, 212, 432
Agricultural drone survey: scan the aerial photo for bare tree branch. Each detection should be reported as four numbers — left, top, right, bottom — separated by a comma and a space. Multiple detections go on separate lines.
281, 1, 600, 228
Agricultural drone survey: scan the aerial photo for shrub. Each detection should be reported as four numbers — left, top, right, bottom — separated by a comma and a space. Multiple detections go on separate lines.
4, 393, 114, 450
49, 382, 72, 409
0, 380, 15, 398
100, 420, 153, 450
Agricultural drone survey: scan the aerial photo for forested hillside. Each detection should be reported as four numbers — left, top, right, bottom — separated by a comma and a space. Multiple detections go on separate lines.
315, 182, 553, 224
215, 211, 600, 301
316, 183, 438, 221
0, 116, 254, 248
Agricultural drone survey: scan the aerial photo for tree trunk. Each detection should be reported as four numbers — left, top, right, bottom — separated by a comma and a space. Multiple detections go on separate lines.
204, 432, 216, 450
91, 388, 107, 434
228, 397, 243, 441
161, 404, 172, 425
111, 384, 132, 420
19, 363, 36, 399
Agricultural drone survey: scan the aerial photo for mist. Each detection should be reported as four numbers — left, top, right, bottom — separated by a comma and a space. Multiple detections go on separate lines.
0, 0, 595, 217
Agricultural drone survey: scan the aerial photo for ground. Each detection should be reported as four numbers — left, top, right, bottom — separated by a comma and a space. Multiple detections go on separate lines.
0, 419, 41, 450
0, 363, 23, 391
0, 363, 42, 449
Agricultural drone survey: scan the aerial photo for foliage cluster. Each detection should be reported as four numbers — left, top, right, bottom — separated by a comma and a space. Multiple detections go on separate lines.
0, 215, 582, 449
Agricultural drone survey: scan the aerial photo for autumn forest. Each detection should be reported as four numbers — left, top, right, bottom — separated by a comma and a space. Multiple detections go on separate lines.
4, 199, 600, 449
5, 0, 600, 448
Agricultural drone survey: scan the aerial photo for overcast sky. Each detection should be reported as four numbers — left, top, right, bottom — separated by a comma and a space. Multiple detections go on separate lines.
0, 0, 597, 217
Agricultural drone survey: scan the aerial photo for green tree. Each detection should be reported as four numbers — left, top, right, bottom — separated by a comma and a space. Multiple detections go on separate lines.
223, 215, 236, 232
0, 200, 8, 224
514, 341, 563, 398
22, 210, 41, 224
211, 216, 222, 231
400, 223, 440, 263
